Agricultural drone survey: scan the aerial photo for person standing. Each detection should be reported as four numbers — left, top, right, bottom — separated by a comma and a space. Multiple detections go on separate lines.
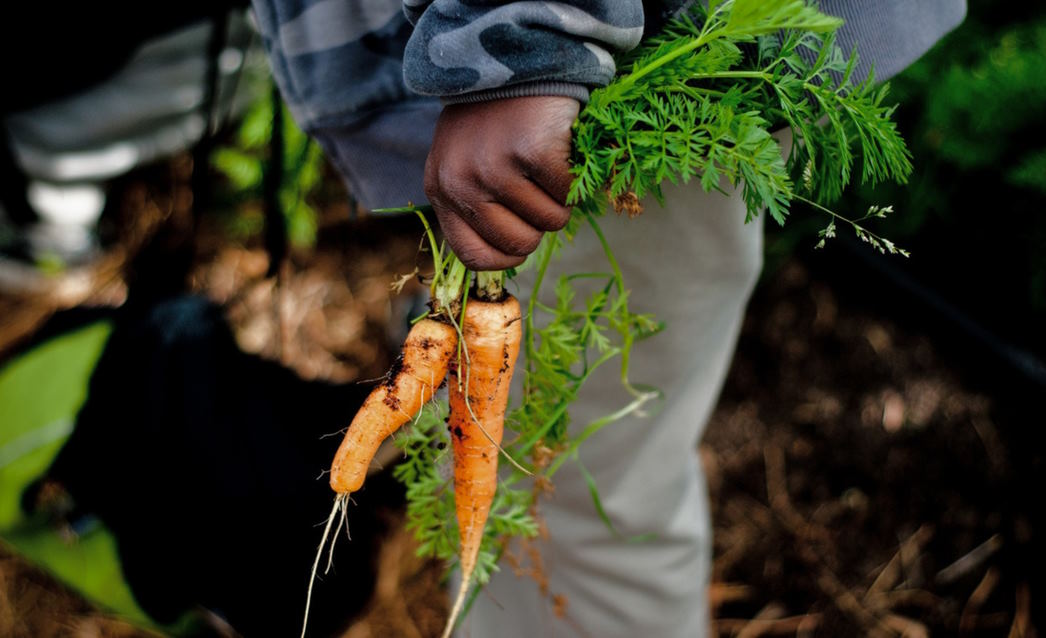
250, 1, 967, 635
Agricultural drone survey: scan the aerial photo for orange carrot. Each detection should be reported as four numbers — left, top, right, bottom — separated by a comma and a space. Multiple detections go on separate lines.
443, 294, 522, 638
304, 317, 457, 638
329, 317, 457, 494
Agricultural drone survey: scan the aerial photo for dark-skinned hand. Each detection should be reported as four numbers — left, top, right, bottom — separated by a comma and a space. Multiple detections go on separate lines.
424, 96, 578, 270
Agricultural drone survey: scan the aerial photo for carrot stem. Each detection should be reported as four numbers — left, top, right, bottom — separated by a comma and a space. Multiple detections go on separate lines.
433, 253, 470, 320
474, 270, 505, 301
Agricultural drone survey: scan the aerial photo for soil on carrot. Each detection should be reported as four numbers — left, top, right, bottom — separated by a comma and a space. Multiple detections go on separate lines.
0, 156, 1040, 636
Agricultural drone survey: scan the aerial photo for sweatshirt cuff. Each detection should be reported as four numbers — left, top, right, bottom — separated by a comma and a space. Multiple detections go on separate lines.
439, 82, 591, 106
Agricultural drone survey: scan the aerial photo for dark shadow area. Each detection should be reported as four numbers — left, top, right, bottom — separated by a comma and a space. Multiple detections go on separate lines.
24, 295, 394, 637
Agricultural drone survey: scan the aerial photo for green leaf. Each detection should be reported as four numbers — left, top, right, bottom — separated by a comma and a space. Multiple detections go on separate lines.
211, 148, 262, 191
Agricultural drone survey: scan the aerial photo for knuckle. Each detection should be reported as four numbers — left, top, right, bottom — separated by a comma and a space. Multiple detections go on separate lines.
452, 241, 488, 270
502, 231, 542, 257
543, 205, 572, 231
457, 250, 486, 270
515, 138, 556, 172
496, 253, 527, 269
459, 244, 522, 270
423, 168, 440, 200
521, 234, 543, 255
423, 153, 446, 196
438, 174, 486, 221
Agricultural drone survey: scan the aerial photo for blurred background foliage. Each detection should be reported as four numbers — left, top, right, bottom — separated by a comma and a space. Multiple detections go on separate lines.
770, 0, 1046, 360
210, 88, 324, 249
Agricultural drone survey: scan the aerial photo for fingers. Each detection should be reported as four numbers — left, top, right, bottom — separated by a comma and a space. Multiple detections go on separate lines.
428, 167, 570, 269
520, 159, 575, 206
515, 97, 578, 203
511, 135, 577, 208
427, 176, 544, 269
427, 178, 569, 270
492, 171, 571, 233
432, 207, 529, 270
424, 96, 579, 270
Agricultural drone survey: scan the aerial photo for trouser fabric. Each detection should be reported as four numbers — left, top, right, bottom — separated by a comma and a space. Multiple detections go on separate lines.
462, 177, 764, 638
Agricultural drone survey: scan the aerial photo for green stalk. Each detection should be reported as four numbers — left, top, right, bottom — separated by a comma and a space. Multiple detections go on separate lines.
525, 235, 558, 363
545, 388, 659, 478
433, 255, 470, 320
610, 4, 724, 95
584, 213, 649, 395
585, 214, 624, 295
374, 204, 474, 319
373, 205, 441, 264
475, 270, 506, 301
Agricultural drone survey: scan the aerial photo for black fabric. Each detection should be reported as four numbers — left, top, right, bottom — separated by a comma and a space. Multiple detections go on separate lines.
263, 86, 288, 278
2, 1, 248, 115
0, 126, 34, 230
42, 295, 392, 637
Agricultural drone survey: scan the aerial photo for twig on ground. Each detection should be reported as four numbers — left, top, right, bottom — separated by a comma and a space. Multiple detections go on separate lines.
1005, 581, 1031, 638
970, 418, 1007, 473
736, 602, 785, 638
864, 588, 941, 613
715, 614, 822, 637
865, 525, 934, 598
763, 444, 833, 546
762, 444, 897, 638
936, 534, 1004, 587
708, 582, 753, 613
959, 566, 1000, 636
882, 613, 929, 638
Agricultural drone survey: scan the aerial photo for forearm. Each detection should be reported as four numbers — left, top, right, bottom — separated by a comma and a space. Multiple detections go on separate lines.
249, 0, 416, 131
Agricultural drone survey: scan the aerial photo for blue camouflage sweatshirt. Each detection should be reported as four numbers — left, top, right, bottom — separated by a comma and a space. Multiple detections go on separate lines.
249, 0, 966, 209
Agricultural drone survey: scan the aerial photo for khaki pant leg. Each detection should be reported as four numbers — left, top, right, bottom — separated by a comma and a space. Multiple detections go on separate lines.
460, 175, 764, 638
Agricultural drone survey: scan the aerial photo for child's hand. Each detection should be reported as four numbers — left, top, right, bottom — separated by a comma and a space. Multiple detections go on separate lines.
424, 96, 578, 270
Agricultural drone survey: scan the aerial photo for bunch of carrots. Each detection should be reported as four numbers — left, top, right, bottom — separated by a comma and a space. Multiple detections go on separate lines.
303, 211, 521, 638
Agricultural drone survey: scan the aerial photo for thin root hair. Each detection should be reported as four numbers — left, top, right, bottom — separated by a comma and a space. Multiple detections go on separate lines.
325, 502, 351, 575
302, 494, 346, 638
319, 427, 349, 440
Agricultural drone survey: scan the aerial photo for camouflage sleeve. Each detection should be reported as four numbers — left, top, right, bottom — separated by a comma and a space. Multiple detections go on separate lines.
249, 0, 444, 209
402, 0, 646, 103
249, 0, 419, 131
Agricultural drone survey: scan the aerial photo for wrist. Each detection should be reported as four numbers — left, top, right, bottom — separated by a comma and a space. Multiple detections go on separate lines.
438, 81, 590, 106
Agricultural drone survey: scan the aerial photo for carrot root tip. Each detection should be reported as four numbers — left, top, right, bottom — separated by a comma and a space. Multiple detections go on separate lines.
302, 494, 348, 638
442, 572, 473, 638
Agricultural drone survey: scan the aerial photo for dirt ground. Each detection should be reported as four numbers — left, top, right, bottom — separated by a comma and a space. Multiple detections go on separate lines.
703, 253, 1042, 637
1, 156, 1041, 637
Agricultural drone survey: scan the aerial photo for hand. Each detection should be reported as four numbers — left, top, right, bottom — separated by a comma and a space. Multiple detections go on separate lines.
424, 96, 579, 270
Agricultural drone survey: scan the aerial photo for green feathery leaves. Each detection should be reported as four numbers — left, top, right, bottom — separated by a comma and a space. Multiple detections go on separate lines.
572, 0, 912, 226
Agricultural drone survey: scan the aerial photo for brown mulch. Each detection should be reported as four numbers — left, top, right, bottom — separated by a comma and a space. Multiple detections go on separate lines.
704, 260, 1039, 637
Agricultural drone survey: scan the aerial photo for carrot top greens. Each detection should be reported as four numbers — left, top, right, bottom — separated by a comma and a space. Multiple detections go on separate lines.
388, 0, 914, 598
